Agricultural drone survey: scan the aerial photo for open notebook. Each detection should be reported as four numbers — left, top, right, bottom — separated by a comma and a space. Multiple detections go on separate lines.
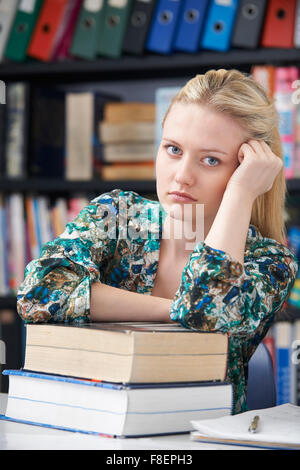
190, 403, 300, 450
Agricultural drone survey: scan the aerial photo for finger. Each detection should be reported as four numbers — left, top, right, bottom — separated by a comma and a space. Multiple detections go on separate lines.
260, 141, 283, 168
237, 142, 255, 163
247, 139, 267, 157
260, 140, 274, 157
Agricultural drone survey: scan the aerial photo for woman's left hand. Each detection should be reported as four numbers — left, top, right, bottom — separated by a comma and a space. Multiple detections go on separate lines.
226, 139, 283, 200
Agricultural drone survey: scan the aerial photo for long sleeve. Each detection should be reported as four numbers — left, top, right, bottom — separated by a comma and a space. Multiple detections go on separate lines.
17, 191, 121, 324
170, 236, 298, 340
169, 231, 298, 414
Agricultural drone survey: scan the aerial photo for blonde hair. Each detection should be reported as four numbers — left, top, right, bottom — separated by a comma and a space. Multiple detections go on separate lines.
162, 69, 287, 245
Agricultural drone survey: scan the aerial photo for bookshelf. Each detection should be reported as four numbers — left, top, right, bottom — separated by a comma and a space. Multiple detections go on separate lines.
0, 48, 300, 82
0, 178, 157, 194
1, 48, 300, 393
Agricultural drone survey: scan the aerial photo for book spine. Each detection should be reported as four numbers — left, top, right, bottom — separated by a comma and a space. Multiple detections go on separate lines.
275, 321, 293, 405
274, 67, 298, 180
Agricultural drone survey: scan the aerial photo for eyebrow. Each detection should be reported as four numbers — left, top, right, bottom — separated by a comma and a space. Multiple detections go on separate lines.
162, 138, 228, 155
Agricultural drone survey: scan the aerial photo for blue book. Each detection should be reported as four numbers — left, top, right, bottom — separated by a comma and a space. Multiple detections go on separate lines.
1, 369, 233, 438
275, 322, 292, 405
146, 0, 183, 54
200, 0, 239, 52
174, 0, 209, 52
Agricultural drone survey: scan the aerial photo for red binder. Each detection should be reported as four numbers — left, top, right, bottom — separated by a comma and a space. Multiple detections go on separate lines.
260, 0, 297, 48
51, 0, 83, 61
27, 0, 69, 61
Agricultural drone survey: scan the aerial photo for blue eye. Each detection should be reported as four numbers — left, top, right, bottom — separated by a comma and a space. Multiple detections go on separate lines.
167, 145, 181, 155
204, 157, 219, 166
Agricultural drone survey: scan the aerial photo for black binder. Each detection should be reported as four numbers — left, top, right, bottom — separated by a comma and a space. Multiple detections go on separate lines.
231, 0, 268, 49
122, 0, 156, 55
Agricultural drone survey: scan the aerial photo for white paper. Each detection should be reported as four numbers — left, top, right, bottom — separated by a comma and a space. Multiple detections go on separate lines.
191, 404, 300, 445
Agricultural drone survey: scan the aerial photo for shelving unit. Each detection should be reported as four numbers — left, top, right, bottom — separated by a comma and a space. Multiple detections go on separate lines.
1, 48, 300, 391
0, 178, 156, 194
0, 48, 300, 82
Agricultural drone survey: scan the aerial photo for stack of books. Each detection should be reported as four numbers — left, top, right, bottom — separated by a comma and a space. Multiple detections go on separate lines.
99, 102, 156, 181
1, 321, 233, 438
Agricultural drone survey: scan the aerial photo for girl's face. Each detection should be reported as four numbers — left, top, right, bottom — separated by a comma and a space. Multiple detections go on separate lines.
156, 102, 248, 229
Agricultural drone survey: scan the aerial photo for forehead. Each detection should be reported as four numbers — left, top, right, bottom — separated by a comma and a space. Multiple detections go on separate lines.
163, 102, 247, 151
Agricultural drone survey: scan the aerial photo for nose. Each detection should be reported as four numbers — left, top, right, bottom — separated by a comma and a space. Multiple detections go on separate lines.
174, 155, 195, 186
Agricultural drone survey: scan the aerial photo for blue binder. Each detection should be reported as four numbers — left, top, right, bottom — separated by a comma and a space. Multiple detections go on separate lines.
200, 0, 239, 52
146, 0, 183, 54
174, 0, 209, 52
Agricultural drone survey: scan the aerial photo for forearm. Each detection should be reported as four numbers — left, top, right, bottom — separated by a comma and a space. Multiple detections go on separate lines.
90, 282, 173, 322
204, 187, 255, 265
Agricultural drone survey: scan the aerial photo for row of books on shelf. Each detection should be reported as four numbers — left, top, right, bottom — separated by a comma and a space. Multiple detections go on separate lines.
0, 193, 89, 295
3, 64, 300, 181
0, 86, 157, 181
0, 0, 300, 64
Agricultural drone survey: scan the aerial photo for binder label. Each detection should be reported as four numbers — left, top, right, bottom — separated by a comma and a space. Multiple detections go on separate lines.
108, 0, 127, 7
0, 80, 5, 104
84, 0, 103, 11
216, 0, 233, 5
19, 0, 36, 13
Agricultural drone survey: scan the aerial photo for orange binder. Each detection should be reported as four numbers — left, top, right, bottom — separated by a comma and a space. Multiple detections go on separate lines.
27, 0, 69, 61
260, 0, 297, 48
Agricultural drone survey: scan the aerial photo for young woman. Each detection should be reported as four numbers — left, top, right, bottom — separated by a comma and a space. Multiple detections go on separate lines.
17, 69, 298, 414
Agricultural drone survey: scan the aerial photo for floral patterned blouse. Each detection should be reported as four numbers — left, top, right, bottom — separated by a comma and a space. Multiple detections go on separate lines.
16, 189, 298, 414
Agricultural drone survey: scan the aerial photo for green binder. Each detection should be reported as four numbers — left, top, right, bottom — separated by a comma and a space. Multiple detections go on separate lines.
4, 0, 44, 62
97, 0, 133, 58
70, 0, 107, 60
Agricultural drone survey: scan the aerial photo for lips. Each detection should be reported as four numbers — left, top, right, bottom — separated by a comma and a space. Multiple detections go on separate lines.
169, 191, 197, 201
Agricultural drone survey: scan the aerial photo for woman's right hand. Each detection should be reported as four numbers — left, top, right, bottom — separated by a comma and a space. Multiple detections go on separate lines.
226, 139, 283, 200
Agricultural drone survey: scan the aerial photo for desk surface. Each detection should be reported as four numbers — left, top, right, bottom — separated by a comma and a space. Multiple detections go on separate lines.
0, 394, 253, 450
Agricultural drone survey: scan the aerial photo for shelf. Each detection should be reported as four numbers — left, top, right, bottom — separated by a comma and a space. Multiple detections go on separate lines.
0, 177, 299, 195
0, 178, 156, 195
0, 296, 17, 310
1, 48, 300, 82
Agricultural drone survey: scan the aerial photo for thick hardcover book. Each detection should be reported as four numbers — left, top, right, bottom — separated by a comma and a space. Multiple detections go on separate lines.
23, 321, 229, 383
1, 369, 233, 437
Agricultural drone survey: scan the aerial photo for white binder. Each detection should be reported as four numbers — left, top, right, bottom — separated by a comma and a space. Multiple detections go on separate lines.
0, 0, 19, 61
294, 0, 300, 47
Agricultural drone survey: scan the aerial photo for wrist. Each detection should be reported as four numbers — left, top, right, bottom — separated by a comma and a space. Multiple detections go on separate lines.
224, 183, 256, 206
